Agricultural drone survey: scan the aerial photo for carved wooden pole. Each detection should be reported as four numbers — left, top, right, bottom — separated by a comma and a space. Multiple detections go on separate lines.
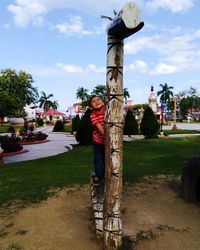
103, 3, 144, 249
104, 37, 124, 249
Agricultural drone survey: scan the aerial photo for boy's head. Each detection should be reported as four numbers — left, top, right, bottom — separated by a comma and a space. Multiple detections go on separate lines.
89, 95, 104, 110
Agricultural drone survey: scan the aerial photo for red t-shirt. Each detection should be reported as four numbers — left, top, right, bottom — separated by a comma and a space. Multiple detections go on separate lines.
90, 106, 104, 144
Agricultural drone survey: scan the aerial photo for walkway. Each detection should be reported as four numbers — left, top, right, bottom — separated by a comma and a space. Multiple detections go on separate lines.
2, 123, 200, 164
3, 126, 77, 164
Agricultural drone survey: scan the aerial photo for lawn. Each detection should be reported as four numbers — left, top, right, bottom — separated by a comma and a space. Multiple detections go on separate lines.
0, 137, 200, 207
163, 129, 200, 135
0, 124, 10, 133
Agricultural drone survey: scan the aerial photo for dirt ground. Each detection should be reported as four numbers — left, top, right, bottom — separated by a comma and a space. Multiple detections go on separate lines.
0, 175, 200, 250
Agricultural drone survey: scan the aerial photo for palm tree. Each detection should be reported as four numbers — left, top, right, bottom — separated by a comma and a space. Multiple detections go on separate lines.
157, 83, 174, 122
124, 88, 130, 104
51, 100, 59, 110
76, 87, 89, 103
91, 84, 106, 101
38, 91, 54, 112
157, 83, 174, 104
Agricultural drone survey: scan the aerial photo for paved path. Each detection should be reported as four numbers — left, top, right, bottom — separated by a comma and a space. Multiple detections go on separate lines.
3, 126, 77, 164
163, 123, 200, 131
2, 123, 200, 164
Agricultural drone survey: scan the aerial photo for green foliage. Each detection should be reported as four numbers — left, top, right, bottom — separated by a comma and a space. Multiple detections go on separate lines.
91, 84, 107, 102
0, 135, 23, 153
157, 82, 174, 103
10, 108, 27, 118
0, 90, 22, 122
140, 107, 160, 139
0, 68, 38, 107
124, 109, 139, 135
36, 117, 44, 127
72, 115, 81, 132
53, 120, 64, 132
76, 85, 130, 107
76, 109, 93, 145
38, 91, 59, 111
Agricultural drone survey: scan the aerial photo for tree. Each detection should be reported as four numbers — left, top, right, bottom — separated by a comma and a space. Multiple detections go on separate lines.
76, 87, 89, 103
0, 68, 38, 106
124, 87, 130, 104
75, 109, 93, 145
72, 115, 81, 132
157, 83, 174, 103
0, 90, 21, 125
38, 91, 54, 112
140, 106, 160, 138
91, 84, 107, 102
157, 83, 174, 121
179, 87, 200, 118
124, 109, 139, 135
51, 100, 59, 110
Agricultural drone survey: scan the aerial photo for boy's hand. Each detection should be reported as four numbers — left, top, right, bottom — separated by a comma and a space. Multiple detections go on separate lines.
96, 123, 104, 135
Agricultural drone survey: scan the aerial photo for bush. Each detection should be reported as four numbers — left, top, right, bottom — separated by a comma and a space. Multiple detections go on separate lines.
53, 120, 64, 132
20, 131, 48, 142
124, 109, 139, 135
140, 106, 160, 139
76, 109, 93, 145
36, 117, 44, 127
0, 135, 23, 153
72, 115, 81, 132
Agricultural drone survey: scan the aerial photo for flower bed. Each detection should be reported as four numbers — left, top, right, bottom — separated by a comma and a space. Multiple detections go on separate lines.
0, 135, 23, 153
20, 131, 48, 143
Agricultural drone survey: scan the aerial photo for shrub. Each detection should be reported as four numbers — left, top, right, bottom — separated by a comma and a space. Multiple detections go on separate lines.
140, 106, 160, 139
20, 131, 48, 142
0, 135, 23, 153
36, 117, 44, 127
76, 109, 93, 145
53, 120, 64, 132
124, 109, 139, 135
72, 115, 81, 132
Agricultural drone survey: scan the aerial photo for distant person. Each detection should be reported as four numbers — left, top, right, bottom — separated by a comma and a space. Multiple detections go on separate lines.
89, 95, 105, 186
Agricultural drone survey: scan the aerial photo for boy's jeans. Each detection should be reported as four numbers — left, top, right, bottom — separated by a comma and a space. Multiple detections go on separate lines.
93, 143, 105, 178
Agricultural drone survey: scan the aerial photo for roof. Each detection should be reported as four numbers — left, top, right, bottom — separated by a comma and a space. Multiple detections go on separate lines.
43, 109, 64, 116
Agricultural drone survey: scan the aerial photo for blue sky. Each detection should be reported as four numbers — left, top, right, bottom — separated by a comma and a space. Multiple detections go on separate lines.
0, 0, 200, 112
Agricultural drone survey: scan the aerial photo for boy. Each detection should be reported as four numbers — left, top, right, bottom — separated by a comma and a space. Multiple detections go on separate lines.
89, 95, 105, 186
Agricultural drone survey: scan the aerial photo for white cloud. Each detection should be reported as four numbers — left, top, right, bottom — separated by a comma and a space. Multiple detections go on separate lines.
151, 63, 179, 75
126, 60, 148, 73
4, 23, 11, 29
56, 62, 105, 73
146, 0, 194, 13
7, 1, 46, 28
6, 0, 195, 29
56, 63, 83, 73
87, 64, 105, 73
54, 16, 92, 36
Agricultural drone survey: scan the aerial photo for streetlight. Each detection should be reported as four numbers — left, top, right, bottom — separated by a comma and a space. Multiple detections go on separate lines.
160, 102, 165, 133
172, 96, 177, 130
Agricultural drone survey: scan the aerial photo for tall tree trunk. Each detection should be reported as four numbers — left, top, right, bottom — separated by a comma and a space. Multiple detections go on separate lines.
104, 36, 124, 249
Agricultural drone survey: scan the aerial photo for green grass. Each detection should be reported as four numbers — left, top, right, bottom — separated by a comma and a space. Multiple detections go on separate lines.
163, 129, 200, 135
1, 137, 200, 207
0, 124, 10, 133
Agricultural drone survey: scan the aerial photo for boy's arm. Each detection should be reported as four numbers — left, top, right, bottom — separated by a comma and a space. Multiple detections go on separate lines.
96, 123, 104, 135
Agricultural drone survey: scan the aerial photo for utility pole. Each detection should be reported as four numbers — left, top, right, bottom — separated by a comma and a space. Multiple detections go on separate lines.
103, 3, 144, 249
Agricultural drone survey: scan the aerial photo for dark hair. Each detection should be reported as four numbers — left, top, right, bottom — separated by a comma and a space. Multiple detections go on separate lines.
88, 95, 98, 107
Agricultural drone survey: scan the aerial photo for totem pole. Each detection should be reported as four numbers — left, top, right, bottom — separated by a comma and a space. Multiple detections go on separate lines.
103, 3, 144, 249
